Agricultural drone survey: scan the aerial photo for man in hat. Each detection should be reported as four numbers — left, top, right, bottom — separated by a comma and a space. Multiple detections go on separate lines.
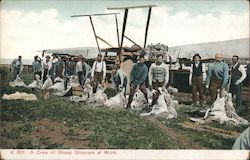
127, 54, 148, 109
53, 56, 65, 79
76, 55, 84, 86
189, 53, 206, 106
111, 64, 127, 96
10, 56, 23, 80
32, 55, 42, 80
51, 54, 58, 82
229, 55, 247, 111
91, 54, 106, 93
148, 54, 169, 107
42, 55, 52, 83
82, 57, 92, 85
64, 56, 76, 89
205, 53, 229, 104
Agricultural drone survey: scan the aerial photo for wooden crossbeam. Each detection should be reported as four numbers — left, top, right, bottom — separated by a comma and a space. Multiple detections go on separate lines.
107, 5, 157, 10
71, 13, 120, 17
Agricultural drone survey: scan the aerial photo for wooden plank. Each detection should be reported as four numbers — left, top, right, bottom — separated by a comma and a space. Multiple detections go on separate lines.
71, 13, 120, 17
180, 122, 240, 139
107, 5, 157, 10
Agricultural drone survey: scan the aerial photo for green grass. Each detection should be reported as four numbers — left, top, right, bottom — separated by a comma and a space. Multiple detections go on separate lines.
1, 69, 249, 149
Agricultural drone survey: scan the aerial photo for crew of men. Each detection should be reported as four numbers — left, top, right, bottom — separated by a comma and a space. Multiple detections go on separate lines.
11, 51, 248, 113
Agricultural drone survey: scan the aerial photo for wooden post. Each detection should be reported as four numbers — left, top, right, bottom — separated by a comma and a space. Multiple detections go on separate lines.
144, 7, 152, 49
89, 16, 101, 54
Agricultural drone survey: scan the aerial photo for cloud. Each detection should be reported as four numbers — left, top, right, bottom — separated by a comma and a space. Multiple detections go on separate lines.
1, 6, 249, 59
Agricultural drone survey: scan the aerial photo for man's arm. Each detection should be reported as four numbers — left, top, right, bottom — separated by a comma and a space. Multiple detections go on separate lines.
102, 61, 106, 81
189, 64, 193, 86
148, 64, 153, 87
164, 64, 169, 86
202, 63, 206, 82
139, 65, 148, 85
130, 65, 136, 85
205, 64, 212, 88
91, 61, 96, 78
221, 63, 229, 89
236, 65, 247, 84
118, 70, 124, 88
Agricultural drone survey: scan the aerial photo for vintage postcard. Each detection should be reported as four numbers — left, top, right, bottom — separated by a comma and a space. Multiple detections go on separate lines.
0, 0, 249, 159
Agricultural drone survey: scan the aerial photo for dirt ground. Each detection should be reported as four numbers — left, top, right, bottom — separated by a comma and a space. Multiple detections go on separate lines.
0, 119, 106, 149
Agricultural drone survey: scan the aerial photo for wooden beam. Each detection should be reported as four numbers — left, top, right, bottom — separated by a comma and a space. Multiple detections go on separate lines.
71, 13, 120, 17
96, 36, 113, 48
89, 16, 101, 54
120, 8, 128, 48
107, 5, 157, 10
144, 7, 152, 49
115, 14, 120, 48
124, 35, 142, 49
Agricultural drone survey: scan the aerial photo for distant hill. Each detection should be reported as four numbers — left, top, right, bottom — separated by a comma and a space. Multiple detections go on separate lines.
168, 38, 249, 60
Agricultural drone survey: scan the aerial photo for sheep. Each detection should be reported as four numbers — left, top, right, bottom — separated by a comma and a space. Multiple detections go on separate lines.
9, 75, 27, 87
190, 93, 249, 126
27, 74, 42, 89
140, 88, 177, 119
104, 89, 127, 108
2, 92, 37, 101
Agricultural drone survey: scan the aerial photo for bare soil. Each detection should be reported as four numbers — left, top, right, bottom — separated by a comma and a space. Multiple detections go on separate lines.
0, 119, 106, 149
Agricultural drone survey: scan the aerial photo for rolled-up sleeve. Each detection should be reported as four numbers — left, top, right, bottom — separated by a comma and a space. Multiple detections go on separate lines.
205, 64, 212, 88
221, 63, 229, 89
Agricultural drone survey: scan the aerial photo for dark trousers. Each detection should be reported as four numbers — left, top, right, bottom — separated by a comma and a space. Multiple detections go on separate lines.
151, 80, 165, 106
43, 69, 48, 83
191, 76, 204, 104
64, 72, 75, 90
12, 68, 20, 80
93, 71, 103, 93
78, 71, 83, 86
230, 80, 242, 108
127, 81, 148, 107
34, 71, 42, 80
209, 78, 222, 105
114, 77, 127, 97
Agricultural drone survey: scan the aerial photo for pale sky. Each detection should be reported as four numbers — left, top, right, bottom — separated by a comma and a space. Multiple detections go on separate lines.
1, 0, 249, 59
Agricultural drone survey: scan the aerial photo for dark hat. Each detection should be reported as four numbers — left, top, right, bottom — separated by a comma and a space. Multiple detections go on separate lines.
193, 53, 201, 60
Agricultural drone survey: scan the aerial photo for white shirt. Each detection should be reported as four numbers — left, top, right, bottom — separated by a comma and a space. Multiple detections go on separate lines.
189, 62, 206, 85
76, 61, 83, 73
43, 60, 52, 70
232, 63, 247, 83
91, 61, 106, 78
52, 58, 58, 64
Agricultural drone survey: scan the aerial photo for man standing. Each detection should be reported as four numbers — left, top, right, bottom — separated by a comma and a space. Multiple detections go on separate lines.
76, 55, 84, 86
82, 58, 92, 85
10, 56, 23, 80
111, 64, 127, 96
148, 54, 169, 107
205, 53, 229, 104
42, 55, 52, 83
91, 54, 106, 93
32, 56, 42, 80
189, 53, 206, 106
127, 54, 148, 109
65, 56, 76, 89
51, 54, 58, 82
229, 55, 247, 110
54, 56, 65, 79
